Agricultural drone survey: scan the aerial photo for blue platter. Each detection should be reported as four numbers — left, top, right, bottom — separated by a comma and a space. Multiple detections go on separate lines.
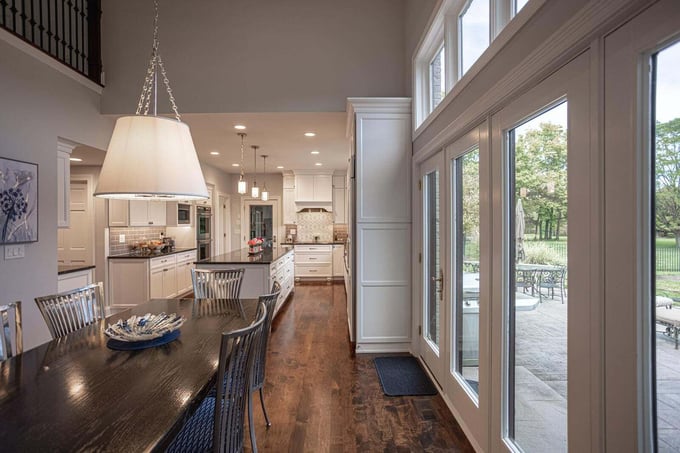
107, 329, 181, 351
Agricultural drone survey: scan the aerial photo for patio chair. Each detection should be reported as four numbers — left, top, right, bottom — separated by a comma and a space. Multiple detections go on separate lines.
515, 269, 538, 297
191, 268, 245, 299
0, 301, 22, 361
537, 267, 567, 303
167, 301, 267, 453
35, 283, 106, 339
656, 305, 680, 349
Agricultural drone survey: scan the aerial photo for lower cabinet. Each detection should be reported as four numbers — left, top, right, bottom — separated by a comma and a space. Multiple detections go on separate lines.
57, 268, 94, 293
332, 245, 344, 278
108, 250, 195, 306
294, 245, 332, 280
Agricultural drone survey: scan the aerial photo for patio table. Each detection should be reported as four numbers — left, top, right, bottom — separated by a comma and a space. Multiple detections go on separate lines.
0, 298, 258, 452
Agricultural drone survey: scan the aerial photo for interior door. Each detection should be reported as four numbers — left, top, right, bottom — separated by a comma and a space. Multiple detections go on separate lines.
57, 180, 92, 265
419, 151, 447, 383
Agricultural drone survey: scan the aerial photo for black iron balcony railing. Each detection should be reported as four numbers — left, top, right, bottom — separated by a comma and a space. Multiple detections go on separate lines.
0, 0, 102, 85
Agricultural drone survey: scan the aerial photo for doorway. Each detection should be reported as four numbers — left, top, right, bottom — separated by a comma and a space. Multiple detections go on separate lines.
242, 198, 280, 245
57, 178, 94, 265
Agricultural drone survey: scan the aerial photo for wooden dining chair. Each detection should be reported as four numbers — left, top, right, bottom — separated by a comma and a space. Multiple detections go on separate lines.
0, 301, 22, 361
191, 268, 245, 299
35, 282, 106, 339
248, 281, 282, 451
167, 301, 268, 453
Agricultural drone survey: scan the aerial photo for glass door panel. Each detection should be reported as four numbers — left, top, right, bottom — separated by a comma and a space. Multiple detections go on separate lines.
453, 147, 481, 396
653, 40, 680, 452
507, 101, 569, 453
424, 168, 442, 349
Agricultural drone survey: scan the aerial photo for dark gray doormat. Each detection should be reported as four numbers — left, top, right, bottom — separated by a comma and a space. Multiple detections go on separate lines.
374, 356, 438, 396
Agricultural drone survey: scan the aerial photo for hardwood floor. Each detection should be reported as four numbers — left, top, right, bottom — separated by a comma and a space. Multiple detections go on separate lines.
245, 283, 475, 452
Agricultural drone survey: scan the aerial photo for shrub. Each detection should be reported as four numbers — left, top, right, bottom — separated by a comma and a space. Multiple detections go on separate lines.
523, 242, 566, 265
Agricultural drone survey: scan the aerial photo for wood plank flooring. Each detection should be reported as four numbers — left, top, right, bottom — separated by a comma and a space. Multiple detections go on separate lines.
245, 283, 475, 452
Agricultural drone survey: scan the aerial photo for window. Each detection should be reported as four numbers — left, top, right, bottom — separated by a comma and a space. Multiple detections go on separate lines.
459, 0, 490, 77
430, 45, 446, 112
515, 0, 529, 14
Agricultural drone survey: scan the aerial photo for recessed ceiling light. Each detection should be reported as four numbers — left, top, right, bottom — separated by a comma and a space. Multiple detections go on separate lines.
304, 132, 316, 137
276, 166, 284, 169
315, 162, 323, 166
234, 125, 246, 130
69, 157, 82, 162
210, 151, 220, 155
310, 150, 320, 155
231, 163, 240, 167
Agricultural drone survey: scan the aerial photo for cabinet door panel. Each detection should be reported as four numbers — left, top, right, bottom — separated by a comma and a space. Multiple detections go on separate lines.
108, 200, 129, 227
150, 268, 164, 298
313, 175, 333, 202
333, 187, 346, 223
129, 200, 148, 226
295, 175, 315, 202
163, 266, 177, 298
147, 201, 166, 226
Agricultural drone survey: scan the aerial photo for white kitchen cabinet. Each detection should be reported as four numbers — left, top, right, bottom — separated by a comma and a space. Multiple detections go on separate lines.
283, 174, 295, 189
294, 244, 332, 279
332, 245, 344, 278
332, 175, 345, 189
333, 187, 346, 224
108, 200, 129, 227
57, 267, 94, 293
283, 188, 297, 224
347, 97, 412, 353
108, 249, 196, 305
129, 200, 166, 226
294, 174, 332, 202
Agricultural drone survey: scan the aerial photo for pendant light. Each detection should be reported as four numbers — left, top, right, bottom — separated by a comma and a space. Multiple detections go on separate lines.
260, 155, 269, 201
251, 145, 260, 198
237, 132, 247, 194
94, 0, 207, 201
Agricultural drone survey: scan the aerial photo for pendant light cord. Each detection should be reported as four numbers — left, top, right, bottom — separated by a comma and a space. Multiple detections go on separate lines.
135, 0, 181, 121
238, 133, 246, 177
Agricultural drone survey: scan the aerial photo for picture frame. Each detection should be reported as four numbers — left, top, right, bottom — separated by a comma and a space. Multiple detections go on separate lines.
0, 156, 38, 244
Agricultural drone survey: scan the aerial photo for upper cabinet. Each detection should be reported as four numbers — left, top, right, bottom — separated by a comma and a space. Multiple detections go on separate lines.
108, 200, 166, 227
333, 173, 347, 224
295, 173, 332, 202
129, 200, 166, 226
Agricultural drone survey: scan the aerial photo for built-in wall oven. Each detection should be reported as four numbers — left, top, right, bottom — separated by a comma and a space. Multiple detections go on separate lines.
196, 206, 212, 260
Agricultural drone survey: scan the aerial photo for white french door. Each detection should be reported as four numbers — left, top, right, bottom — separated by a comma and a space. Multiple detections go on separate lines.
603, 1, 680, 451
420, 151, 447, 384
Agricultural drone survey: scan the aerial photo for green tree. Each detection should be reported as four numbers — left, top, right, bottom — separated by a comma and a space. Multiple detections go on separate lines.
655, 118, 680, 245
514, 123, 568, 240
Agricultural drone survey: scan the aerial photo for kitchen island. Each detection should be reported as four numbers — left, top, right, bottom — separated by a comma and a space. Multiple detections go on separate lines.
195, 246, 295, 316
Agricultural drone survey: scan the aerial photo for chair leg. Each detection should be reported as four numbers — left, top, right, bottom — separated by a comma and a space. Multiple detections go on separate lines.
259, 388, 271, 428
249, 390, 258, 453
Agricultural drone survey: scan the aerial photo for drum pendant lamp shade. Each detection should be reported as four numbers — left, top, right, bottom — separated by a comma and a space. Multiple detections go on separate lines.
94, 116, 208, 200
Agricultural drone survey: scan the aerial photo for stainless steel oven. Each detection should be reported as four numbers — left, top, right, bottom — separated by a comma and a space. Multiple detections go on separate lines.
197, 240, 211, 261
196, 206, 212, 241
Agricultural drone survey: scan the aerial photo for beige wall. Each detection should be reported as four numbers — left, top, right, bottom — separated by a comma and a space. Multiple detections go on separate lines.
0, 35, 114, 350
101, 0, 407, 114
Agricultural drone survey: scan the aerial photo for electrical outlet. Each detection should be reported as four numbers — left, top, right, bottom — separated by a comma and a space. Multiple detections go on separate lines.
4, 244, 25, 260
119, 234, 125, 244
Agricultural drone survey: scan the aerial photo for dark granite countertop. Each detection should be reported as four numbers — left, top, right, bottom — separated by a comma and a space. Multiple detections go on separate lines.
58, 264, 96, 275
196, 246, 293, 265
281, 241, 345, 245
108, 247, 196, 260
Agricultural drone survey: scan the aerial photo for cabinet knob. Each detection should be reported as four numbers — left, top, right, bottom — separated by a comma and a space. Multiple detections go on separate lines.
149, 221, 153, 225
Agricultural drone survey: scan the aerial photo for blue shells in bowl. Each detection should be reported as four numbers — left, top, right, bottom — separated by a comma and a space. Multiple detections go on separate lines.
105, 313, 185, 342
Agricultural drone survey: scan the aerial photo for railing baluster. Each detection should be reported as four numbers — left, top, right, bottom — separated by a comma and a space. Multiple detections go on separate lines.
19, 0, 25, 36
87, 0, 101, 83
52, 0, 58, 57
0, 0, 6, 27
10, 0, 17, 32
79, 0, 84, 72
66, 0, 72, 65
60, 0, 65, 61
38, 0, 44, 50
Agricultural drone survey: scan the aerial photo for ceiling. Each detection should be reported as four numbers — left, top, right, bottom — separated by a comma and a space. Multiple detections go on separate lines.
183, 112, 349, 174
72, 112, 350, 175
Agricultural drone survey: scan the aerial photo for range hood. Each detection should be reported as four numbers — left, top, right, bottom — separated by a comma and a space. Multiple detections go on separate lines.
297, 207, 330, 213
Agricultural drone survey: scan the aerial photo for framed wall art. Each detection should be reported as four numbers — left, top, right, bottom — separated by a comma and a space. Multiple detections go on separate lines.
0, 157, 38, 244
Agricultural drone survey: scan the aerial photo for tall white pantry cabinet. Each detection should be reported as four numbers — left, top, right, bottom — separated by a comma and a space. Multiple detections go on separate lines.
347, 98, 412, 353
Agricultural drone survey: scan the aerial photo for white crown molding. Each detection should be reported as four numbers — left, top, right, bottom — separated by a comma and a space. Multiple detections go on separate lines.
0, 27, 103, 95
57, 137, 79, 155
413, 0, 652, 162
346, 97, 412, 137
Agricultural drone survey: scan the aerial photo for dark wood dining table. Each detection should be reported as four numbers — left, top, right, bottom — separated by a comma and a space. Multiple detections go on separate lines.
0, 298, 258, 452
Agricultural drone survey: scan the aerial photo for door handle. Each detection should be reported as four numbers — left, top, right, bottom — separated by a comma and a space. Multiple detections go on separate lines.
431, 268, 444, 301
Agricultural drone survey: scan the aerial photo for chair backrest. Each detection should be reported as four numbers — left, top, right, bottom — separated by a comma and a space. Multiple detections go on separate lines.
0, 301, 22, 361
251, 285, 282, 391
212, 301, 267, 453
35, 282, 105, 339
191, 268, 245, 299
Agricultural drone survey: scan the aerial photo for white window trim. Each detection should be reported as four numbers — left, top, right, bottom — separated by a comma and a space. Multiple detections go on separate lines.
412, 0, 546, 135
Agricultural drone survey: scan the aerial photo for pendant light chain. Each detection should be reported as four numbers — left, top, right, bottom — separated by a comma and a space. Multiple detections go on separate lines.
135, 0, 181, 121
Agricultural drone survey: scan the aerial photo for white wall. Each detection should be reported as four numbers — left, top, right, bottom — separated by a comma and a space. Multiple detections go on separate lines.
0, 34, 114, 350
100, 0, 407, 114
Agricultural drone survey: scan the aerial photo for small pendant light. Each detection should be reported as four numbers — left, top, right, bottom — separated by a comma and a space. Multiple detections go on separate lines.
260, 155, 269, 201
251, 145, 260, 198
237, 132, 247, 194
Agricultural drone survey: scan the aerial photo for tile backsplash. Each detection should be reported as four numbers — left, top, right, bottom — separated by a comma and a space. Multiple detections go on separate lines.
109, 227, 166, 256
294, 212, 334, 242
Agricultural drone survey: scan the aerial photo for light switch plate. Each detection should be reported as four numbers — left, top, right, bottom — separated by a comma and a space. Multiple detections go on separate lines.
4, 244, 25, 260
119, 234, 125, 243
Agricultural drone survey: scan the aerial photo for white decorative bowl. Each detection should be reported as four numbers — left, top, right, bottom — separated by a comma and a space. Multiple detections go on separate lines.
105, 313, 185, 342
